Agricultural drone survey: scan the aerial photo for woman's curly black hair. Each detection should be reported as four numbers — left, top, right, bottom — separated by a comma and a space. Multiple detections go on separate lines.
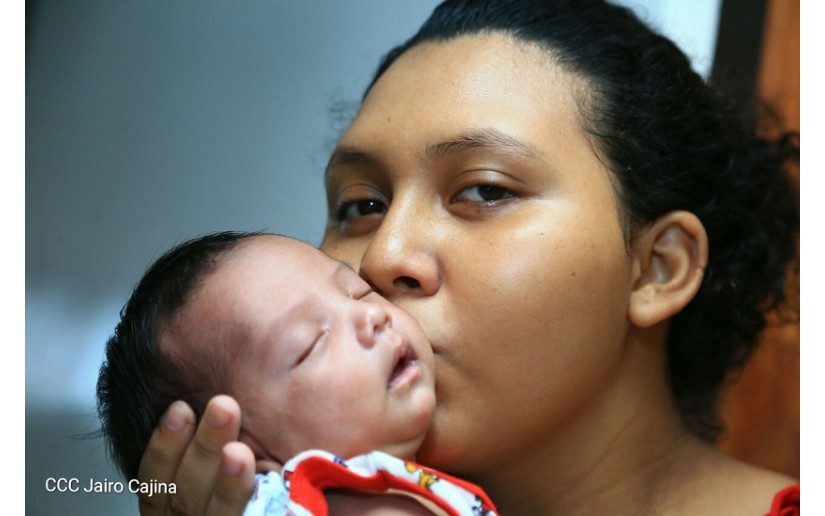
365, 0, 799, 442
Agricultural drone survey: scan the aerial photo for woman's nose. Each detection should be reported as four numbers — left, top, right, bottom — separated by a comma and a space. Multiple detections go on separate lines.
354, 301, 389, 347
358, 201, 440, 300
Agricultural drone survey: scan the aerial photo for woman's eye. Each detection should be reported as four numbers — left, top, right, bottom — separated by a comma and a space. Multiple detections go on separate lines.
334, 199, 388, 222
453, 184, 516, 203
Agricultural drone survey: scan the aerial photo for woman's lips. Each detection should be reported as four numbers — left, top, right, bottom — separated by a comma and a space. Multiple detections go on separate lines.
388, 342, 420, 390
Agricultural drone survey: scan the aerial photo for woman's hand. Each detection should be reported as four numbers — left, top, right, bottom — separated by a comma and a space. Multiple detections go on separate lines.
137, 395, 256, 515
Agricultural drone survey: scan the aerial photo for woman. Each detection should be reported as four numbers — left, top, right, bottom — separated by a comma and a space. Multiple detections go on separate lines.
136, 1, 799, 513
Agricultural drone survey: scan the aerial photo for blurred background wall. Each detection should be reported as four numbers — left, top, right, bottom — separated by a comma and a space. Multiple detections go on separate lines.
26, 1, 722, 513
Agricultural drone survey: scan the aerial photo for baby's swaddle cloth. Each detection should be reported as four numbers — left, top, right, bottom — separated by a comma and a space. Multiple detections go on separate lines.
244, 449, 497, 516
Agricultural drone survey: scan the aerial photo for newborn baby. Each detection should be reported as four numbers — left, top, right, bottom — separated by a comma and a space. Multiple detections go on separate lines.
97, 231, 497, 515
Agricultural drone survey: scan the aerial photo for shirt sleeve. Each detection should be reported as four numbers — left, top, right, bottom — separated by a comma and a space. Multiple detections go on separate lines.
766, 484, 799, 516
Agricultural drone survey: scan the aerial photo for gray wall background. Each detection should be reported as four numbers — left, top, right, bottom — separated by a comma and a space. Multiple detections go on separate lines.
25, 1, 719, 513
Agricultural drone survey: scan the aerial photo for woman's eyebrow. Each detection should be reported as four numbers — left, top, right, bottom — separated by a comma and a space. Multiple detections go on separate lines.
326, 128, 545, 178
425, 127, 545, 161
325, 146, 378, 178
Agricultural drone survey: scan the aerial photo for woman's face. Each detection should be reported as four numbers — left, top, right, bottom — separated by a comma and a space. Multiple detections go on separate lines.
320, 34, 635, 476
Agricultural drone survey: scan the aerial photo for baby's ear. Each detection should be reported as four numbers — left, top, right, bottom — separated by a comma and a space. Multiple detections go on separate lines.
628, 210, 708, 328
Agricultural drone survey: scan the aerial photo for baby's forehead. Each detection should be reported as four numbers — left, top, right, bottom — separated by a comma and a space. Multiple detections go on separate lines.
240, 233, 315, 255
232, 234, 356, 279
238, 234, 336, 265
190, 235, 368, 343
206, 234, 358, 319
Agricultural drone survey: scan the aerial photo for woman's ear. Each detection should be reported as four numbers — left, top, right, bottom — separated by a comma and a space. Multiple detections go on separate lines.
628, 210, 708, 328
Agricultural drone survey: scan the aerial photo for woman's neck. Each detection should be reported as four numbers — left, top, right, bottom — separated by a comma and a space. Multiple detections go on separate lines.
474, 329, 704, 514
474, 367, 795, 515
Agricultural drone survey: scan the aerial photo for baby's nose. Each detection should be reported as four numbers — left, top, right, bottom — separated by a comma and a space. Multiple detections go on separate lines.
355, 302, 389, 348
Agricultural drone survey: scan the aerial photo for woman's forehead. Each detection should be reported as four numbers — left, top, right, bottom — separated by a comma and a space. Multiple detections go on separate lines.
341, 34, 584, 153
364, 34, 567, 105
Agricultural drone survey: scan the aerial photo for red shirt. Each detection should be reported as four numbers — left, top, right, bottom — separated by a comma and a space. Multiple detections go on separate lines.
767, 485, 799, 516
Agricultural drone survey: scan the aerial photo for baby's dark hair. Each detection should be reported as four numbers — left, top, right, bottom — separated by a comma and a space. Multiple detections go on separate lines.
96, 231, 265, 480
367, 0, 799, 441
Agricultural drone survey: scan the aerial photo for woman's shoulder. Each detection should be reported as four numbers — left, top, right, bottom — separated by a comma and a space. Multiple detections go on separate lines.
709, 456, 798, 516
668, 446, 797, 516
747, 471, 798, 516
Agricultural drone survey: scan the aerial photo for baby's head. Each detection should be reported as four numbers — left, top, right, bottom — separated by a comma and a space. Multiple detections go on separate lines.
97, 231, 435, 480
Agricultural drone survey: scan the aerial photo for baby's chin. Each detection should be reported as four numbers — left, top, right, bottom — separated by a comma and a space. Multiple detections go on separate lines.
384, 398, 437, 461
275, 421, 431, 464
270, 396, 436, 464
375, 434, 428, 462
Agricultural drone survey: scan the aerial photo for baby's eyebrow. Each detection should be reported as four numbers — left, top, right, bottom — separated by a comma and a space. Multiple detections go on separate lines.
330, 259, 374, 295
333, 259, 357, 274
330, 259, 358, 285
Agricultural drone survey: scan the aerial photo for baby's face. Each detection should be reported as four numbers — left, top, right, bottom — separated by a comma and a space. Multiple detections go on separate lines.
178, 235, 435, 462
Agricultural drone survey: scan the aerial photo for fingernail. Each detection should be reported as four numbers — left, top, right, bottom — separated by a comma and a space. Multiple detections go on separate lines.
164, 402, 188, 432
222, 458, 242, 477
207, 404, 230, 428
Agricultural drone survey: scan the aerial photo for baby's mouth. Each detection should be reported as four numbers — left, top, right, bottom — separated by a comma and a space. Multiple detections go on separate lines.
388, 342, 419, 390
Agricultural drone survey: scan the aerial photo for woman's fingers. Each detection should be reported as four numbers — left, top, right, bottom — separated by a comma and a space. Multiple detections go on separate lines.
137, 396, 248, 515
164, 395, 244, 515
137, 401, 197, 516
205, 442, 256, 516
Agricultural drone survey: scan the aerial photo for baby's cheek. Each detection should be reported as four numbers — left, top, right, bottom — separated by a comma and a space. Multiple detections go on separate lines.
323, 373, 372, 413
419, 390, 437, 425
